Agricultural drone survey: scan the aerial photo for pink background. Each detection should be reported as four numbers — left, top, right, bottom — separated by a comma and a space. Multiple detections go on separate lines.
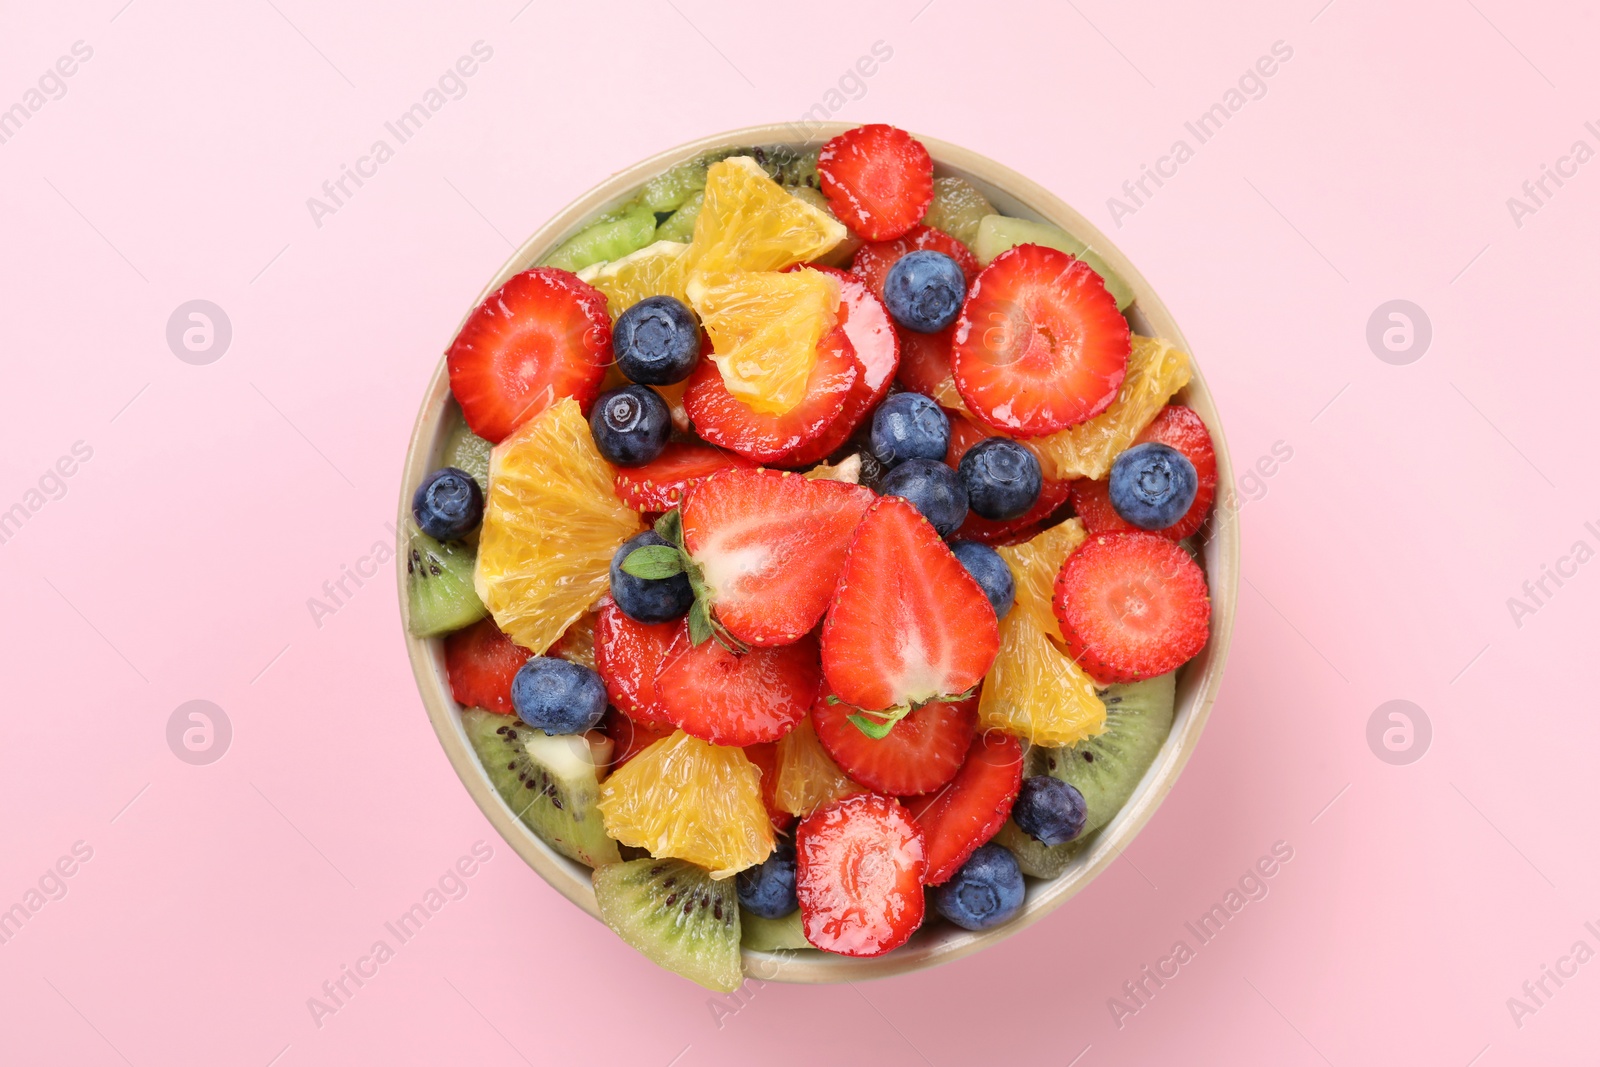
2, 1, 1596, 1063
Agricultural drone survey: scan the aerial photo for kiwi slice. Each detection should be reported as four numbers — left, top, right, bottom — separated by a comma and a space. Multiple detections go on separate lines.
994, 821, 1097, 880
462, 708, 620, 868
541, 202, 657, 272
921, 175, 994, 246
740, 907, 809, 952
971, 215, 1135, 311
654, 190, 704, 244
1034, 672, 1176, 838
593, 858, 742, 992
441, 419, 491, 494
405, 527, 487, 636
754, 144, 820, 189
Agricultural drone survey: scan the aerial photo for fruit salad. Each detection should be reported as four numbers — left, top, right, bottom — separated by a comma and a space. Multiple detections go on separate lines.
405, 124, 1218, 991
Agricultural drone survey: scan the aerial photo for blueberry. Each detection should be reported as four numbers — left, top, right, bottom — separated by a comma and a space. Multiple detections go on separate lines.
882, 250, 966, 333
510, 657, 607, 735
613, 296, 701, 385
958, 438, 1043, 521
610, 531, 693, 623
869, 392, 950, 466
932, 843, 1025, 931
412, 466, 483, 541
879, 459, 968, 536
950, 540, 1015, 620
590, 385, 671, 467
1012, 776, 1088, 847
1108, 442, 1197, 530
736, 837, 797, 918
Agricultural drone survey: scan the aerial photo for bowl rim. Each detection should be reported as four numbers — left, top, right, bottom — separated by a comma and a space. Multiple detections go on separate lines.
398, 122, 1240, 984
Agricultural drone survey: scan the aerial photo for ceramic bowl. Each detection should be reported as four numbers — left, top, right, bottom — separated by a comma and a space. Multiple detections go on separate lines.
399, 123, 1240, 983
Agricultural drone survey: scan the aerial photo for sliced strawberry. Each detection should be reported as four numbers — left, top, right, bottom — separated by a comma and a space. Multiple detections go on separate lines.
812, 693, 978, 796
681, 469, 875, 646
895, 323, 957, 400
655, 633, 822, 746
612, 441, 754, 511
820, 496, 1000, 712
685, 326, 857, 462
796, 793, 926, 956
944, 412, 1071, 544
1137, 405, 1218, 539
592, 597, 680, 722
446, 267, 612, 443
906, 731, 1024, 885
851, 225, 980, 303
776, 268, 899, 467
817, 124, 935, 242
601, 706, 675, 770
444, 618, 531, 714
1052, 531, 1210, 684
951, 244, 1130, 438
1069, 406, 1217, 540
744, 741, 796, 832
1067, 476, 1124, 535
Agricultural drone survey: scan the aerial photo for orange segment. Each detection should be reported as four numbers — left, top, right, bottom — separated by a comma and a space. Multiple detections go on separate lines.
474, 397, 643, 653
978, 519, 1106, 746
687, 157, 847, 276
687, 269, 839, 415
598, 730, 774, 878
773, 718, 864, 817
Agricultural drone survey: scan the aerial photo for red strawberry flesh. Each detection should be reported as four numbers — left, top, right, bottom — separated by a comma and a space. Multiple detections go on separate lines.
446, 267, 612, 443
818, 124, 935, 242
593, 598, 681, 723
685, 326, 857, 462
655, 632, 822, 746
612, 441, 754, 512
776, 269, 899, 466
812, 694, 978, 796
821, 496, 1000, 711
1052, 531, 1210, 684
681, 469, 875, 647
796, 793, 927, 957
906, 731, 1024, 884
444, 618, 531, 715
951, 244, 1130, 437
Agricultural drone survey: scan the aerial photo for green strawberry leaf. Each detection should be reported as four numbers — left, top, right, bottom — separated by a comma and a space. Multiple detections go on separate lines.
654, 508, 684, 549
687, 600, 712, 646
620, 544, 685, 580
846, 704, 913, 740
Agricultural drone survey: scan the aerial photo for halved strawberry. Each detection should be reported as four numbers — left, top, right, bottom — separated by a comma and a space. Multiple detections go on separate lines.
446, 267, 612, 443
812, 693, 978, 796
944, 413, 1070, 544
820, 496, 1000, 712
851, 225, 980, 302
685, 326, 857, 462
1067, 476, 1124, 536
1052, 531, 1210, 684
796, 793, 927, 956
681, 469, 875, 646
951, 244, 1130, 438
818, 124, 935, 242
444, 618, 531, 714
906, 731, 1024, 884
895, 323, 956, 400
776, 268, 899, 467
601, 706, 675, 770
612, 441, 754, 511
593, 597, 680, 722
655, 633, 822, 746
744, 741, 796, 832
